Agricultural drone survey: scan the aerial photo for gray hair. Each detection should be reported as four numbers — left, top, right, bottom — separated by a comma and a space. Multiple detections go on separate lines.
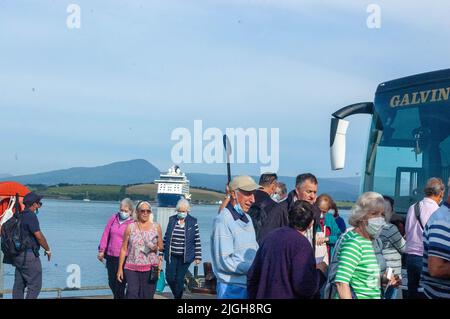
383, 198, 393, 223
176, 198, 191, 212
120, 198, 134, 213
277, 182, 287, 196
349, 192, 385, 227
424, 177, 445, 197
134, 200, 154, 222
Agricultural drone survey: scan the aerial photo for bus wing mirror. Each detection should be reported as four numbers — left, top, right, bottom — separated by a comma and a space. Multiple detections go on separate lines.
330, 118, 349, 170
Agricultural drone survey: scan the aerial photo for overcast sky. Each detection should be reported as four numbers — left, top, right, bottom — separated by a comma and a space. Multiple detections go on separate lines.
1, 0, 450, 178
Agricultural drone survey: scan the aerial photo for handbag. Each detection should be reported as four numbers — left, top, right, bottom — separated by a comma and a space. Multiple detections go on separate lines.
156, 269, 166, 292
148, 265, 160, 283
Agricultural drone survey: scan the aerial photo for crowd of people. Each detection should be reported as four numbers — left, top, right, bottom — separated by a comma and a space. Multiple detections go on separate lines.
211, 173, 450, 300
1, 174, 449, 299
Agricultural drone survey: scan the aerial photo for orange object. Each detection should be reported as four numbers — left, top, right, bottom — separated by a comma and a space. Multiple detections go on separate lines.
0, 181, 30, 197
0, 182, 29, 220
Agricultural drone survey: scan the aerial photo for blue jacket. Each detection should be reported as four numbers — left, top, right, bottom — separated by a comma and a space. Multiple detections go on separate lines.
163, 214, 202, 264
211, 204, 259, 287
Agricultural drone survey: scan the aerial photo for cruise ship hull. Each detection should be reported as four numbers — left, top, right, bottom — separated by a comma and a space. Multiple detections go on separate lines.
157, 193, 184, 207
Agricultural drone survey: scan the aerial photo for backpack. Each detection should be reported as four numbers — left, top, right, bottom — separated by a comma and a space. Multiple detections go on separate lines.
248, 200, 272, 242
323, 228, 352, 299
1, 197, 32, 264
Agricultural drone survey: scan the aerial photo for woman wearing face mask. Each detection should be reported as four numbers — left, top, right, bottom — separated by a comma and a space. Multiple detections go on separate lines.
97, 198, 135, 299
163, 198, 202, 299
315, 194, 343, 261
247, 200, 328, 299
335, 192, 401, 299
117, 200, 163, 299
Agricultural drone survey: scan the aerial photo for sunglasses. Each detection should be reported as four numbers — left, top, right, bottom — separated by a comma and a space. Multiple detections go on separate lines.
139, 209, 151, 214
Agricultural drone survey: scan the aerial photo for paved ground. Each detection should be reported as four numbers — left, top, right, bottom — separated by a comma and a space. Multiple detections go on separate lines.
71, 292, 216, 299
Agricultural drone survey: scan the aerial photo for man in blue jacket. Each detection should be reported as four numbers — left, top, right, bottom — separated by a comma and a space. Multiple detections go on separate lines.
211, 175, 259, 299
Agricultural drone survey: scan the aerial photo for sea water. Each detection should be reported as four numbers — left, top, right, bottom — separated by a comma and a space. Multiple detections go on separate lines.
1, 199, 350, 298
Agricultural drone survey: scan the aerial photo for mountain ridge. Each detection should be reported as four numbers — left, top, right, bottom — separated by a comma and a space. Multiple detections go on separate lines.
0, 159, 360, 201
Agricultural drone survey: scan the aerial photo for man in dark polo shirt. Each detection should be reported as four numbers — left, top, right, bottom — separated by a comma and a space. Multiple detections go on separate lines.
12, 192, 51, 299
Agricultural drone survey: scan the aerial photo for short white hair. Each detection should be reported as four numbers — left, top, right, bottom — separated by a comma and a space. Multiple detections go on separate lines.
176, 198, 191, 212
349, 192, 385, 227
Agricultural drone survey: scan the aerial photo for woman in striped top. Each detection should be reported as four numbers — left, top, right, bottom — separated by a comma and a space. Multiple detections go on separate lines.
163, 199, 202, 299
335, 192, 401, 299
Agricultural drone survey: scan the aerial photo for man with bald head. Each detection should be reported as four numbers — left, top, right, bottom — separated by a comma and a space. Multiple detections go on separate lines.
405, 177, 445, 299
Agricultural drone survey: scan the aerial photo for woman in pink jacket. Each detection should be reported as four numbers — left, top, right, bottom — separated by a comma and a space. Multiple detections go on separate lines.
98, 198, 134, 299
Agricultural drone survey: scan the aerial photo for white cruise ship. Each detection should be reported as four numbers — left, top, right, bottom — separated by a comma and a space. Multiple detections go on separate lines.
154, 165, 191, 207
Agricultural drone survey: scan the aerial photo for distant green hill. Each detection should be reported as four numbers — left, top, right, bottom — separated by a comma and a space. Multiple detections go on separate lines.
1, 159, 160, 185
2, 159, 361, 201
33, 183, 225, 204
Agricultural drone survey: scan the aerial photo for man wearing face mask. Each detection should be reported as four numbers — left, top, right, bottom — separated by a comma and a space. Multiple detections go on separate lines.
405, 177, 445, 299
211, 175, 259, 299
247, 200, 327, 299
10, 192, 51, 299
247, 173, 289, 244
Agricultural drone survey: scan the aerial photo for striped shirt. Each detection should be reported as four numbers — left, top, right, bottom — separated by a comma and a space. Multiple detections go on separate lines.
169, 221, 202, 260
379, 223, 406, 275
421, 203, 450, 299
335, 230, 381, 299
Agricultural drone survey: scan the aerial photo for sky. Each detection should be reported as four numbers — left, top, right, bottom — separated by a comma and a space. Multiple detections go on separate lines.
1, 0, 450, 178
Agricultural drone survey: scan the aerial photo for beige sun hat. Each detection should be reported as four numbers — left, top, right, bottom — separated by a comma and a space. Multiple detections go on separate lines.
229, 175, 259, 192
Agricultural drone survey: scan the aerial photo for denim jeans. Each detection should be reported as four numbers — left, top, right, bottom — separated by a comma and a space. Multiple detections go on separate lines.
165, 254, 191, 299
216, 282, 247, 299
406, 254, 425, 299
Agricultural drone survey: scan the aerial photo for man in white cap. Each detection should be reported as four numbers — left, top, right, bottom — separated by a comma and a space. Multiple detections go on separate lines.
211, 175, 259, 299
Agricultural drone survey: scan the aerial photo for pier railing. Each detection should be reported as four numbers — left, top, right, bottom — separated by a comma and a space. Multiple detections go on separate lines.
0, 285, 111, 299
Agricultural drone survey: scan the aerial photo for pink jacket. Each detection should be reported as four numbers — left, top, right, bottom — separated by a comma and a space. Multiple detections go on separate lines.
98, 213, 134, 257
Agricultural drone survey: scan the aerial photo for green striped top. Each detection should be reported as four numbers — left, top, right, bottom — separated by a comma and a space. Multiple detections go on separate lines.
335, 230, 381, 299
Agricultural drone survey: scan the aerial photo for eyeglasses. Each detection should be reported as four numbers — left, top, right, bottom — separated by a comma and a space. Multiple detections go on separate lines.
139, 209, 151, 214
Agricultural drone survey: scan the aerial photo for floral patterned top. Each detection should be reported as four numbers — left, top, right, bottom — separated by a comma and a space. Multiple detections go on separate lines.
124, 222, 160, 272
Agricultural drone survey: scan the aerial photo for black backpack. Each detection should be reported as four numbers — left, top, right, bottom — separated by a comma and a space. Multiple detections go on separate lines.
1, 197, 31, 264
248, 200, 273, 242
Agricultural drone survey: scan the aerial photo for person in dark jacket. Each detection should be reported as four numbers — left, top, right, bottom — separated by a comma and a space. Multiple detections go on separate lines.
163, 198, 202, 299
248, 173, 289, 244
10, 192, 51, 299
247, 200, 327, 299
286, 173, 321, 246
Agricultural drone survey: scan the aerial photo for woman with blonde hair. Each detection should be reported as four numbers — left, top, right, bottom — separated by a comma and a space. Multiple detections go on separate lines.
117, 200, 163, 299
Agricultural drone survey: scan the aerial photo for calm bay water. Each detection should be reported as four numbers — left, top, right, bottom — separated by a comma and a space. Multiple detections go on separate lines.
1, 199, 350, 298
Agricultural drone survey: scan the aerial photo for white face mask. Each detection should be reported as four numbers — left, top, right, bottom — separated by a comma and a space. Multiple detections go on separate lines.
271, 193, 280, 202
367, 217, 386, 238
119, 211, 130, 220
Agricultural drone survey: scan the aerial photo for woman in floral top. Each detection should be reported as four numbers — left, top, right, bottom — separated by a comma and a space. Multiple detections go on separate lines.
117, 201, 163, 299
